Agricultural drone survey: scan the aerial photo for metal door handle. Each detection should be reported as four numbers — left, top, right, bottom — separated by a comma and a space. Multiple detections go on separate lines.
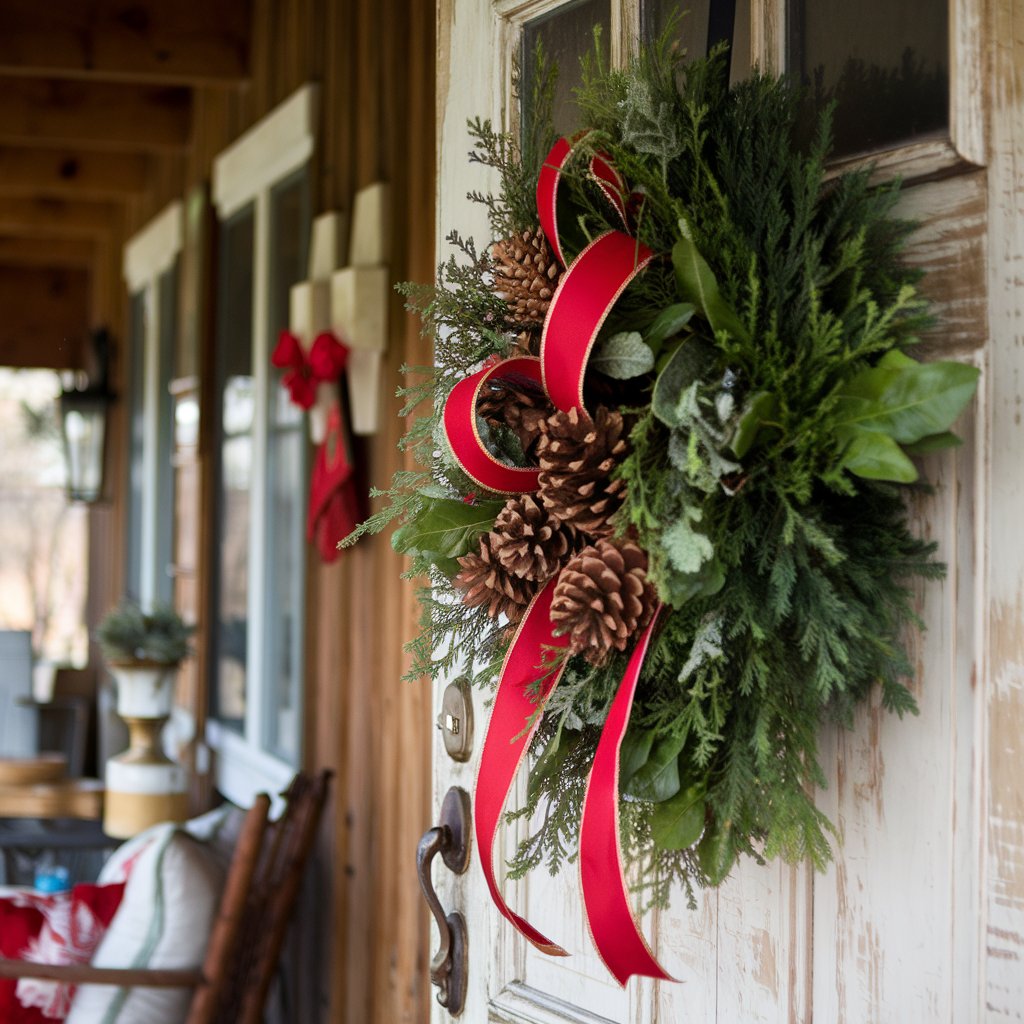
416, 786, 470, 1016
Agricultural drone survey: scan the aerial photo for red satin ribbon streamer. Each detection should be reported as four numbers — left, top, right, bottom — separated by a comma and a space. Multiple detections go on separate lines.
541, 231, 654, 412
474, 576, 570, 955
580, 606, 676, 985
442, 356, 543, 494
448, 135, 671, 984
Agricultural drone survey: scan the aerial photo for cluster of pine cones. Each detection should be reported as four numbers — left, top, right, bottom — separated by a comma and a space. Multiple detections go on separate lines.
452, 228, 657, 665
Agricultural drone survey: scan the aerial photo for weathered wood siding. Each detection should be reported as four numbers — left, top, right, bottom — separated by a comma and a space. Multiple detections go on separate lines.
89, 2, 435, 1020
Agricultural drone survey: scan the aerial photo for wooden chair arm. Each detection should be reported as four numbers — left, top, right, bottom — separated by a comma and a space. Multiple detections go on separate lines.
0, 958, 204, 988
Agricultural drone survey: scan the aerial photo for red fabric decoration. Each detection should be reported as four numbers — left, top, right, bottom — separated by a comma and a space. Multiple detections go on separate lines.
271, 330, 348, 410
308, 400, 363, 562
0, 882, 125, 1021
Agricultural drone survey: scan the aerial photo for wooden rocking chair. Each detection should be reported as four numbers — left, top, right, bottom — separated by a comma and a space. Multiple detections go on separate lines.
0, 770, 332, 1024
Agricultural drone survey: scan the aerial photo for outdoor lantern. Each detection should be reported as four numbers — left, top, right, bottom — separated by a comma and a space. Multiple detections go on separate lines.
59, 328, 114, 503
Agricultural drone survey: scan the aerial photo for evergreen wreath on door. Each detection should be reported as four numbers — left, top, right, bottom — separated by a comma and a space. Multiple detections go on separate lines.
345, 27, 978, 982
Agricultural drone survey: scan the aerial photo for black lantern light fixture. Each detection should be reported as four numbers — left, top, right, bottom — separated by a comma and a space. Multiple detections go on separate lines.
59, 328, 115, 503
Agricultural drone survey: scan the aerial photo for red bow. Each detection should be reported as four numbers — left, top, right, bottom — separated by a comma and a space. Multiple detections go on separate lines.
272, 330, 349, 409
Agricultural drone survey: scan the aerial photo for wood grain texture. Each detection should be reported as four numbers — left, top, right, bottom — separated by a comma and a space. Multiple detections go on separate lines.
0, 146, 149, 198
0, 265, 89, 367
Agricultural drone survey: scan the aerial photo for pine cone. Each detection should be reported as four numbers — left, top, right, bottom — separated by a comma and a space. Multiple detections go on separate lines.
550, 538, 656, 664
477, 378, 552, 455
490, 495, 580, 581
454, 535, 535, 623
492, 229, 562, 326
537, 406, 630, 536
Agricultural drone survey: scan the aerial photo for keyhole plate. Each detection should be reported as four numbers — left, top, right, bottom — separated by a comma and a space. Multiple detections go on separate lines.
438, 677, 474, 763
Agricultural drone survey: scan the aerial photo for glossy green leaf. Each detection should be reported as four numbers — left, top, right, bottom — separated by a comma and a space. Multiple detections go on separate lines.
619, 728, 655, 789
696, 820, 737, 885
729, 391, 779, 458
644, 303, 696, 351
902, 431, 963, 455
651, 782, 707, 850
835, 359, 979, 444
590, 331, 655, 379
392, 495, 503, 561
840, 430, 918, 483
672, 222, 751, 343
623, 734, 685, 802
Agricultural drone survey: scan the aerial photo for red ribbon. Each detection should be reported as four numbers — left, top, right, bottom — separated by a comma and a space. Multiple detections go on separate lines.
272, 329, 349, 410
445, 137, 672, 984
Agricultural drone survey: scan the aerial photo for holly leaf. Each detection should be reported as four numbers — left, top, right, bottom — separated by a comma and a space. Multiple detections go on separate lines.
590, 331, 655, 380
840, 430, 918, 483
392, 495, 503, 562
644, 303, 696, 351
623, 734, 684, 802
651, 782, 707, 851
673, 220, 751, 344
729, 391, 780, 458
835, 358, 979, 445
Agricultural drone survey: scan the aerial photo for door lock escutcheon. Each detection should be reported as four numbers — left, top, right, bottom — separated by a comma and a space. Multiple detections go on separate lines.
437, 677, 474, 762
416, 786, 471, 1016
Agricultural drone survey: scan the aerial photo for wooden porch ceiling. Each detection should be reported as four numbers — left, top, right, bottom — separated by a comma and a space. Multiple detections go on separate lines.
0, 1, 252, 369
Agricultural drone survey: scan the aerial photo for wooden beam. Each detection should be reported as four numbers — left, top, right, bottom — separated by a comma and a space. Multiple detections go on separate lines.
0, 198, 121, 238
0, 235, 95, 268
0, 78, 191, 150
0, 0, 250, 86
0, 266, 89, 368
0, 147, 149, 199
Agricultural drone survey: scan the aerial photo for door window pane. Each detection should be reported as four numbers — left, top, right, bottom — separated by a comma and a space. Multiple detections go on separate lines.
125, 291, 146, 603
522, 0, 610, 140
788, 0, 948, 158
154, 262, 177, 606
212, 204, 255, 732
264, 167, 311, 762
642, 0, 751, 83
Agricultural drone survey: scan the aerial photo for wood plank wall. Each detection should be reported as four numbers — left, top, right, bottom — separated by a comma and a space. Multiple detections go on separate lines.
90, 2, 436, 1020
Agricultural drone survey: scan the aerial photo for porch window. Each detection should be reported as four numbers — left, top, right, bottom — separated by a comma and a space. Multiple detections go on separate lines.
210, 85, 316, 803
123, 203, 182, 608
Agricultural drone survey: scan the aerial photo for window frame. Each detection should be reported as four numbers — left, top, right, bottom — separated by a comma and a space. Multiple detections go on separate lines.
209, 83, 318, 806
123, 201, 183, 608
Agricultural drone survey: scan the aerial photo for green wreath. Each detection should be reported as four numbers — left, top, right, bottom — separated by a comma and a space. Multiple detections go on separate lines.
347, 32, 978, 907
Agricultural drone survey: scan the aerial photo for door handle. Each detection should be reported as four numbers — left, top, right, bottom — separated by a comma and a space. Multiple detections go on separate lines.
416, 786, 471, 1016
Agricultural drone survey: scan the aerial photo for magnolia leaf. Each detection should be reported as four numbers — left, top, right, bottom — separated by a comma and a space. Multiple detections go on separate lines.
840, 429, 918, 483
697, 820, 737, 885
591, 331, 656, 379
673, 222, 751, 343
902, 431, 963, 455
624, 734, 685, 802
619, 728, 655, 789
652, 341, 712, 427
730, 391, 780, 458
836, 359, 979, 444
392, 495, 503, 561
651, 782, 707, 850
644, 303, 696, 351
877, 348, 918, 371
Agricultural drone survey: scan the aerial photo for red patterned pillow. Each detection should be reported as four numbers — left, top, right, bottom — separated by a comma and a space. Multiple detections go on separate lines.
0, 882, 125, 1022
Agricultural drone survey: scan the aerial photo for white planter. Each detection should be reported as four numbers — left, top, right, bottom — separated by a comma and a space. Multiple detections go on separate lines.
109, 663, 178, 719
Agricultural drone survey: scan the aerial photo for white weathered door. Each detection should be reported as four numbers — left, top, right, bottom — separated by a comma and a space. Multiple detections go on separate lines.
428, 1, 1022, 1021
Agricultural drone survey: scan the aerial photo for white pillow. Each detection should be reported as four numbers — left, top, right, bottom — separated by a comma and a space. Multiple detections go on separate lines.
66, 828, 225, 1024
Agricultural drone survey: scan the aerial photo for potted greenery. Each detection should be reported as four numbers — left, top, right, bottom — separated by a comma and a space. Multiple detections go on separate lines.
95, 600, 193, 720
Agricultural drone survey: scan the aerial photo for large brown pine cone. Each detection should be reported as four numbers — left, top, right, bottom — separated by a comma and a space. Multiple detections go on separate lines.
453, 535, 536, 623
490, 495, 580, 581
550, 538, 656, 664
492, 229, 561, 326
537, 406, 630, 536
477, 379, 552, 455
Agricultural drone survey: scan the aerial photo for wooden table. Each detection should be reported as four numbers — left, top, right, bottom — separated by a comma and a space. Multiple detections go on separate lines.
0, 755, 103, 820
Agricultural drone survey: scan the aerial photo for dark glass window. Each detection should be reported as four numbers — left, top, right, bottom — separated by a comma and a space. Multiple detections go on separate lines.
642, 0, 751, 84
211, 204, 255, 733
788, 0, 948, 158
154, 262, 177, 606
522, 0, 610, 141
125, 291, 146, 603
